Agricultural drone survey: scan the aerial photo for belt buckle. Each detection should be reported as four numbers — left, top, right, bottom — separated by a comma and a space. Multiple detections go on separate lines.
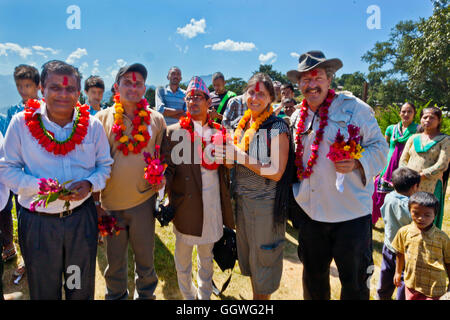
60, 209, 72, 218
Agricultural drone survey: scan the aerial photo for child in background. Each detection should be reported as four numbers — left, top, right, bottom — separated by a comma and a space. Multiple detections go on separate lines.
377, 167, 420, 300
0, 64, 39, 279
393, 192, 450, 300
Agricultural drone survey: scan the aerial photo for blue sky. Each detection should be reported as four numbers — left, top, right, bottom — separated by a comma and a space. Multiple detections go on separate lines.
0, 0, 434, 102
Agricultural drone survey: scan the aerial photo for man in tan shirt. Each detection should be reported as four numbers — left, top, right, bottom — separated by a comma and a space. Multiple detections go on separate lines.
96, 63, 166, 300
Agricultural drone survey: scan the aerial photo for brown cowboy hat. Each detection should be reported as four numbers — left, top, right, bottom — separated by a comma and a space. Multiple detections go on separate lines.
287, 50, 343, 82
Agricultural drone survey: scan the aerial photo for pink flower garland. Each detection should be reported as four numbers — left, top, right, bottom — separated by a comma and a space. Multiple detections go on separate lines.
294, 89, 335, 180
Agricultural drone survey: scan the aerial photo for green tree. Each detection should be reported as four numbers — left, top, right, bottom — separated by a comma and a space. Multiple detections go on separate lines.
362, 2, 449, 109
225, 77, 247, 95
79, 93, 86, 105
253, 64, 289, 84
145, 87, 155, 109
332, 72, 367, 100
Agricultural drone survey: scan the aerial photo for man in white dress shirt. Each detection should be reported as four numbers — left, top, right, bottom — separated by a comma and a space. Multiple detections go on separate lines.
287, 51, 388, 300
0, 60, 113, 299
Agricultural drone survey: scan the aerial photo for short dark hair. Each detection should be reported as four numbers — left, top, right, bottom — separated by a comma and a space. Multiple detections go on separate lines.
402, 102, 416, 115
41, 60, 82, 90
281, 83, 294, 92
212, 72, 225, 82
391, 167, 421, 193
14, 64, 40, 86
84, 75, 105, 92
420, 106, 443, 131
245, 73, 275, 104
283, 98, 297, 105
168, 66, 181, 75
408, 191, 439, 216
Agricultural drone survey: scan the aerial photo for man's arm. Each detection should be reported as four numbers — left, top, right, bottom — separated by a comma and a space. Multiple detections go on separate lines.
352, 104, 389, 185
155, 86, 185, 119
83, 121, 114, 192
0, 116, 40, 196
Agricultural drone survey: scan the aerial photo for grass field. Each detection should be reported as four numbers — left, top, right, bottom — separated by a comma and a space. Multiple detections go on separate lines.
2, 186, 449, 300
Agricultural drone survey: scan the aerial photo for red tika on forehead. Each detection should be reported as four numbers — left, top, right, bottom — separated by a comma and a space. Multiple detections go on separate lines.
132, 72, 137, 82
191, 89, 195, 96
255, 82, 260, 92
309, 69, 318, 77
63, 76, 68, 86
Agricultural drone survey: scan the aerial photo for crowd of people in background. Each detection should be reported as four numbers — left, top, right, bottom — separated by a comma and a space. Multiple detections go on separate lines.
0, 50, 448, 301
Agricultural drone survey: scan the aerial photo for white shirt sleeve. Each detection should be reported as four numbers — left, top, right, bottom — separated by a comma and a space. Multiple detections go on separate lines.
0, 131, 11, 211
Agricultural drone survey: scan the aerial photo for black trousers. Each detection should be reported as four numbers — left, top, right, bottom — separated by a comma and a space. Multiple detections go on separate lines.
296, 207, 373, 300
0, 192, 14, 248
0, 232, 3, 299
18, 197, 98, 300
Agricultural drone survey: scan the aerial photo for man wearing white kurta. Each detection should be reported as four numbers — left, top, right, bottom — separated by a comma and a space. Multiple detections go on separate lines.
163, 76, 234, 300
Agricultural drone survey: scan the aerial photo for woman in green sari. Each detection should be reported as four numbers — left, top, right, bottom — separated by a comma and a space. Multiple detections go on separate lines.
400, 107, 450, 229
372, 103, 418, 224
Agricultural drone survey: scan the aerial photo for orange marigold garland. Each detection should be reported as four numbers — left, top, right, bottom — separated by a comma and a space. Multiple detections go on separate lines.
112, 93, 151, 156
25, 99, 90, 156
233, 106, 273, 152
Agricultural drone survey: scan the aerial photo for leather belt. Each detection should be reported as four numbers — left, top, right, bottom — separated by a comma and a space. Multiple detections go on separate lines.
27, 197, 93, 218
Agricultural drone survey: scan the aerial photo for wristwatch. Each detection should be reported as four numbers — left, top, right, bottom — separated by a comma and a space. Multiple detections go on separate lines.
94, 201, 101, 206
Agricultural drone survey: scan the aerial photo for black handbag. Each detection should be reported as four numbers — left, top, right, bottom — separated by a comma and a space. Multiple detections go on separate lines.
153, 194, 175, 227
212, 226, 237, 295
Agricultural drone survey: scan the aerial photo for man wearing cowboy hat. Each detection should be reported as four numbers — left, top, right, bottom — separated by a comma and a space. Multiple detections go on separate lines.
288, 51, 388, 300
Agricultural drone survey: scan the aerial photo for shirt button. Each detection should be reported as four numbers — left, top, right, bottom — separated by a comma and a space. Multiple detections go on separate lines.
185, 176, 189, 181
188, 194, 192, 199
311, 189, 315, 192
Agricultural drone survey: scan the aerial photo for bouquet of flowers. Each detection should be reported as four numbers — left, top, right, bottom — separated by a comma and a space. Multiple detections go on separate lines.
98, 215, 124, 236
143, 145, 167, 186
326, 124, 365, 192
30, 178, 73, 212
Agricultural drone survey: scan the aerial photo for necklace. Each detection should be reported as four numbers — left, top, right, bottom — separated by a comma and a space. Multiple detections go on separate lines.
234, 106, 273, 152
24, 99, 90, 156
111, 93, 151, 156
179, 113, 226, 170
294, 90, 335, 180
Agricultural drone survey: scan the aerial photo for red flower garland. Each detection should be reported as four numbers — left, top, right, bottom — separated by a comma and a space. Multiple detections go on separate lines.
111, 93, 151, 156
179, 112, 226, 170
294, 90, 335, 180
25, 99, 90, 156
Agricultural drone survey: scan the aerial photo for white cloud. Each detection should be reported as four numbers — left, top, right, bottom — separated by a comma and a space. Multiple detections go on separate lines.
32, 45, 59, 55
177, 18, 206, 39
204, 39, 256, 52
116, 59, 126, 67
0, 42, 33, 58
110, 69, 118, 80
93, 59, 99, 67
79, 62, 89, 74
290, 52, 300, 59
66, 48, 87, 64
175, 44, 189, 54
259, 52, 277, 64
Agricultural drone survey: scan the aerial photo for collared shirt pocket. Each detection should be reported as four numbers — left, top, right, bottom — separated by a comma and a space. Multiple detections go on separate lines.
326, 112, 352, 144
72, 143, 96, 170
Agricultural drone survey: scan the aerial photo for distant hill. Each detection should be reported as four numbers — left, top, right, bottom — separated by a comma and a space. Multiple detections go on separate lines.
181, 74, 213, 87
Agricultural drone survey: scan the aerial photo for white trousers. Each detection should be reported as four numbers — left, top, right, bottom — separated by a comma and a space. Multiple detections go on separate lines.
174, 236, 215, 300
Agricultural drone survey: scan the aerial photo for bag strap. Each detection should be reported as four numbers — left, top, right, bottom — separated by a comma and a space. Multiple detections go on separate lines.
212, 271, 233, 296
215, 91, 236, 121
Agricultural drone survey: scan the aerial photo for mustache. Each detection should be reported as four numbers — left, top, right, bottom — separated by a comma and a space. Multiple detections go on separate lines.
305, 87, 321, 93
